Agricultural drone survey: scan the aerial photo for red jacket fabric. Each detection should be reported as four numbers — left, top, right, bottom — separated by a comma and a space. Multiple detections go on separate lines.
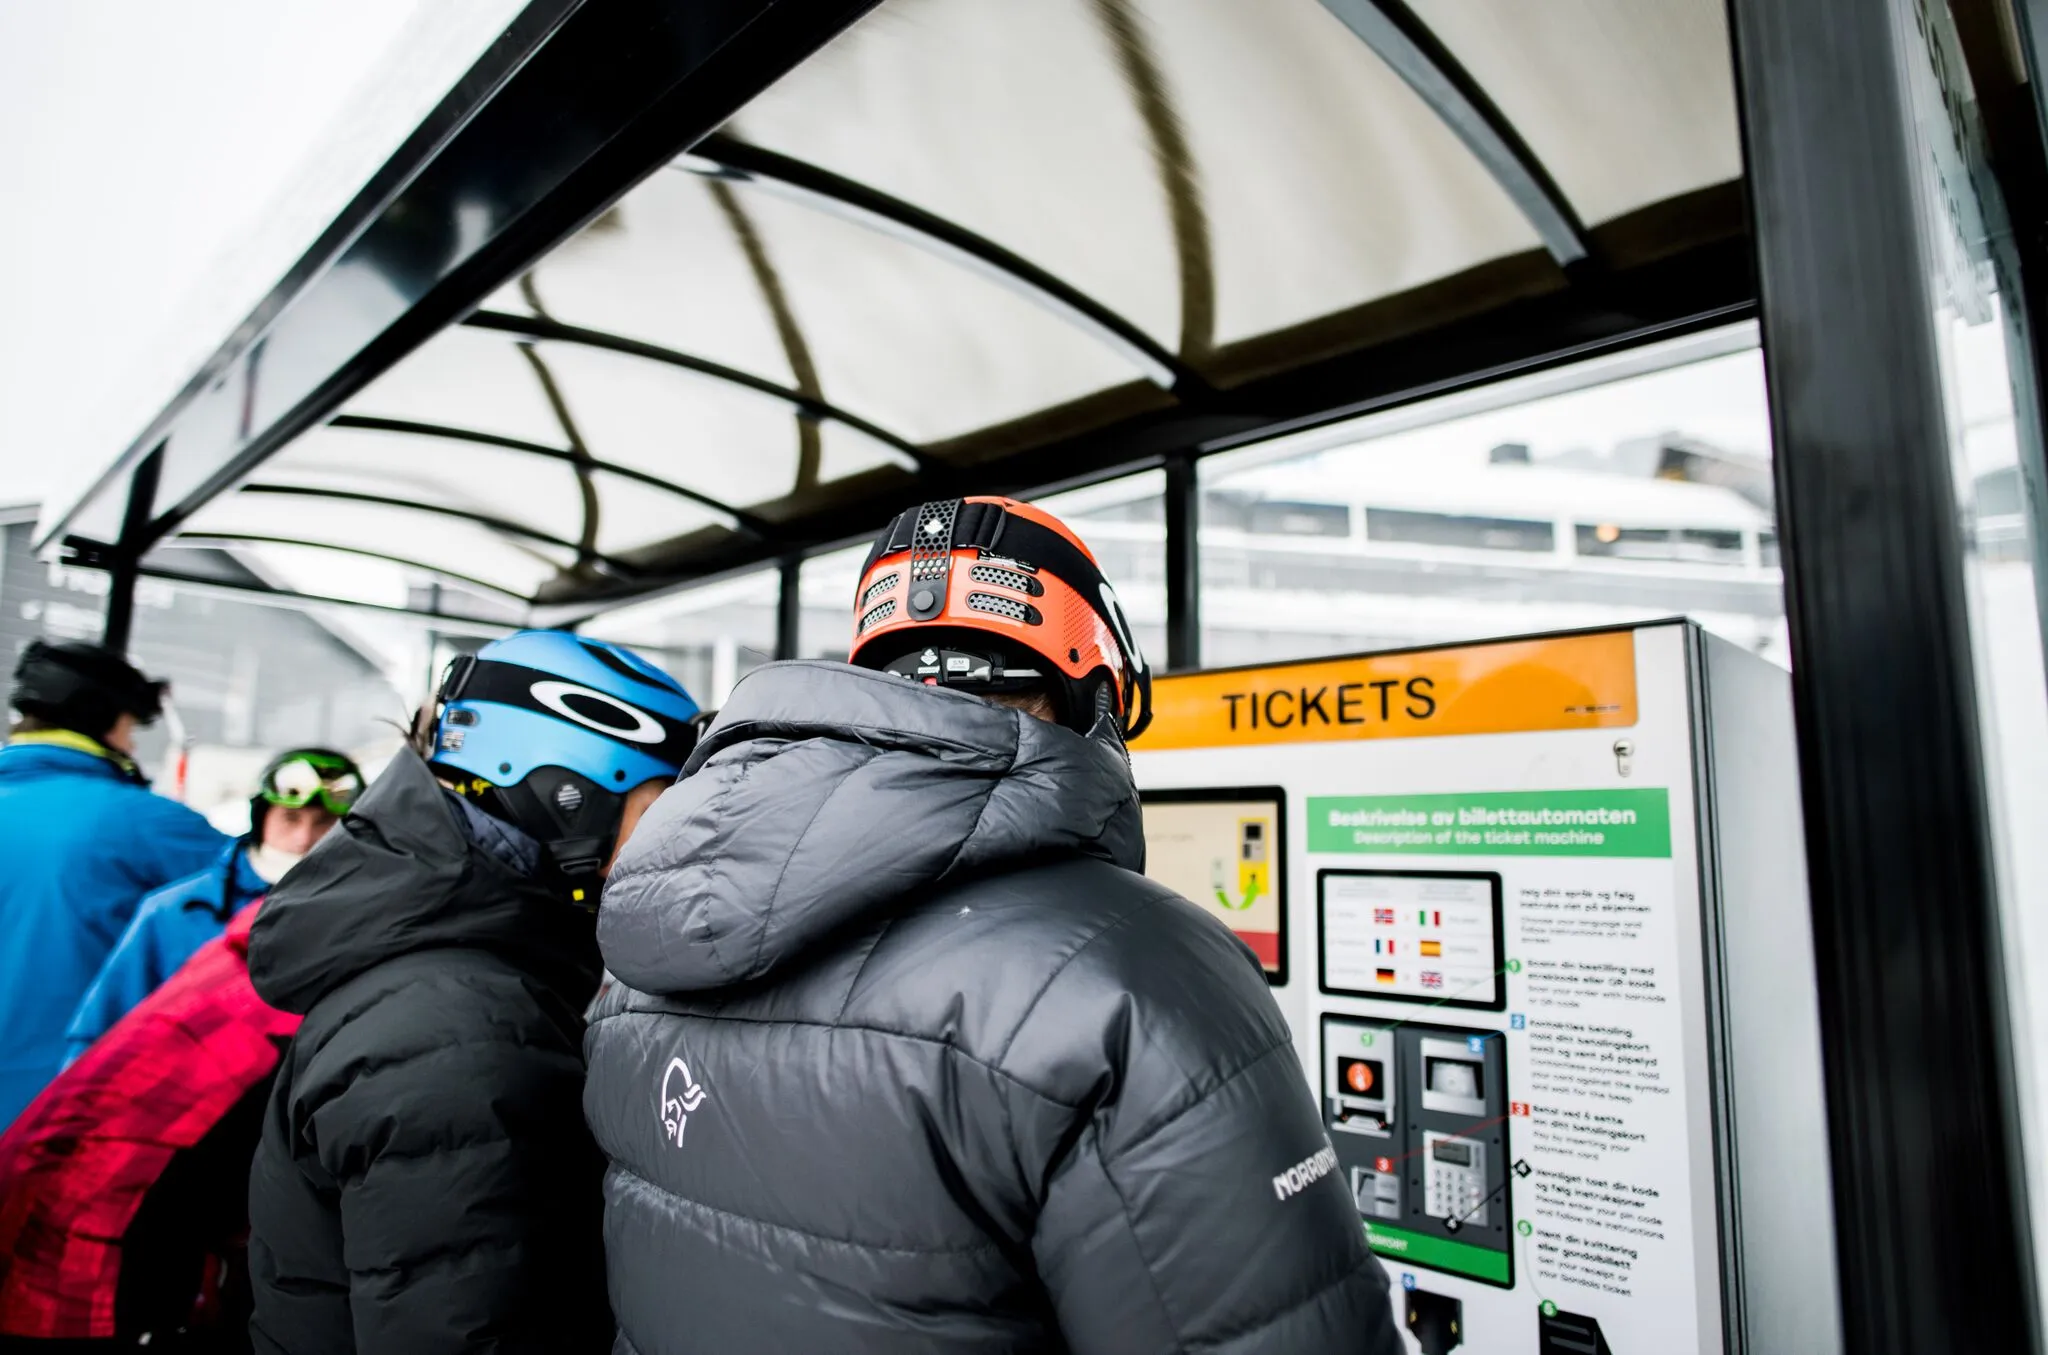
0, 901, 297, 1339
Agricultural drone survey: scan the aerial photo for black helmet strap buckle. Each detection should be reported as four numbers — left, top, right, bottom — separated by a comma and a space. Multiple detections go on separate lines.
883, 643, 1046, 693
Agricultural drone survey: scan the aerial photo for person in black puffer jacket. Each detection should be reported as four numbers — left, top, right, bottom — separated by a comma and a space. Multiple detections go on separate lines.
244, 631, 703, 1355
587, 498, 1401, 1355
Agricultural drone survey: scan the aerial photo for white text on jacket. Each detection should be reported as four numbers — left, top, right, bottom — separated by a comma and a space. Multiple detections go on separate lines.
1273, 1145, 1339, 1201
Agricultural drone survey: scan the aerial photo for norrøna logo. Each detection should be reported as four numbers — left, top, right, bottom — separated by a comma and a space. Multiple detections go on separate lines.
659, 1057, 708, 1147
1273, 1145, 1340, 1201
529, 680, 666, 744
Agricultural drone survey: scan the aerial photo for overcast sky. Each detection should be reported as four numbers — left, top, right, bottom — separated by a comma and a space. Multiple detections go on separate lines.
0, 1, 516, 517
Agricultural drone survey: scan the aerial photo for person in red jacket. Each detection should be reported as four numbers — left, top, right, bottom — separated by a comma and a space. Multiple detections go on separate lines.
0, 901, 297, 1352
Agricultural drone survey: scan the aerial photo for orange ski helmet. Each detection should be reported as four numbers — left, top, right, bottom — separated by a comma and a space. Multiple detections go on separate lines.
848, 497, 1152, 739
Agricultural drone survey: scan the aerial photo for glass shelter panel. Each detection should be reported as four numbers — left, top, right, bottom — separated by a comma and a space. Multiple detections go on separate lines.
1898, 2, 2048, 1312
799, 543, 869, 663
1406, 0, 1745, 225
580, 568, 779, 710
1194, 327, 1782, 668
1034, 471, 1167, 667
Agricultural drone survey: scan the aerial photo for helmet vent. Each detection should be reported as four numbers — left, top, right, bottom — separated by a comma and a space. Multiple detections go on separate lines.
859, 572, 900, 609
858, 598, 899, 633
967, 592, 1043, 624
969, 564, 1043, 596
910, 501, 958, 583
554, 782, 585, 815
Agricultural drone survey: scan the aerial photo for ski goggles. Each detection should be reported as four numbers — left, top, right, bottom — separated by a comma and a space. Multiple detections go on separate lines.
260, 755, 364, 815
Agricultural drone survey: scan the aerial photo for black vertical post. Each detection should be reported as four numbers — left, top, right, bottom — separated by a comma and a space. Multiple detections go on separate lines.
423, 583, 444, 710
1727, 1, 2039, 1351
100, 448, 164, 655
1163, 453, 1200, 671
775, 554, 802, 660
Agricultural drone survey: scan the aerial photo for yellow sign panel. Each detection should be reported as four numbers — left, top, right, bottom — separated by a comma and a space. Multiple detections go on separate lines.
1137, 631, 1638, 751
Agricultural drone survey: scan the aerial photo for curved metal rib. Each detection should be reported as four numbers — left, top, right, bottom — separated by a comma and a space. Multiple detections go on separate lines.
236, 482, 638, 579
325, 414, 772, 536
460, 310, 934, 471
139, 565, 526, 626
1316, 0, 1590, 268
677, 134, 1198, 392
165, 532, 533, 602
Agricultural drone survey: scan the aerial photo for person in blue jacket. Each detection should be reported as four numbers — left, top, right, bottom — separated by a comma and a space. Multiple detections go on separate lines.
0, 640, 228, 1130
64, 746, 365, 1061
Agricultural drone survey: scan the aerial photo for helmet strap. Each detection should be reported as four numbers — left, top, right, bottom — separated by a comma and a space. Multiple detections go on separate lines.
471, 767, 627, 893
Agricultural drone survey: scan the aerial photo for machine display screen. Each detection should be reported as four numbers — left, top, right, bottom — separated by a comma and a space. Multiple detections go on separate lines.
1318, 870, 1506, 1009
1140, 788, 1288, 982
1431, 1139, 1473, 1167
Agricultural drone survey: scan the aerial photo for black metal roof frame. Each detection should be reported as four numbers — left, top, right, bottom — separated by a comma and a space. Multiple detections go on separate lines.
166, 531, 534, 603
461, 309, 932, 469
46, 0, 1755, 643
676, 133, 1202, 392
1316, 0, 1591, 269
324, 413, 770, 532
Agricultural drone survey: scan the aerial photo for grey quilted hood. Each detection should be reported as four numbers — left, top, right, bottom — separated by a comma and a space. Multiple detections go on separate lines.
599, 660, 1144, 995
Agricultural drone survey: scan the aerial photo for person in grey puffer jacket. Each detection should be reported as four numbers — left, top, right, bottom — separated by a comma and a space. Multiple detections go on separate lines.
586, 497, 1401, 1354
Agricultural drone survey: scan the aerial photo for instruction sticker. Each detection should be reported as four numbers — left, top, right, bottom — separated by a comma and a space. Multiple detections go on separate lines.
1309, 791, 1672, 859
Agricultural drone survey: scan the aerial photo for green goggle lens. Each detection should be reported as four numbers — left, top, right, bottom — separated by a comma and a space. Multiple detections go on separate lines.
261, 758, 363, 815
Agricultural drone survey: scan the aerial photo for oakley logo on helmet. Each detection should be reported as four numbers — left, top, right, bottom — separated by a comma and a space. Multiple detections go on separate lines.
659, 1057, 708, 1147
528, 680, 666, 745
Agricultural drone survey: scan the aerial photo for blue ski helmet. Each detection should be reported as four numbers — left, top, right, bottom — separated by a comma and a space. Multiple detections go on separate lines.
430, 630, 699, 881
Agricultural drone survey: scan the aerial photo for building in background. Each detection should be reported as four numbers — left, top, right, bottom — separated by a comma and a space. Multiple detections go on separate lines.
1, 506, 405, 824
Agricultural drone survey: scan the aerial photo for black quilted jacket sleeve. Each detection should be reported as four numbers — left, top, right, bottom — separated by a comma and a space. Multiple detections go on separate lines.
1003, 893, 1404, 1355
247, 951, 613, 1355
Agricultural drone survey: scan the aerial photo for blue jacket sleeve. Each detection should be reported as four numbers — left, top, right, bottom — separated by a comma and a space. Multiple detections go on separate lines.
132, 796, 233, 887
65, 865, 232, 1062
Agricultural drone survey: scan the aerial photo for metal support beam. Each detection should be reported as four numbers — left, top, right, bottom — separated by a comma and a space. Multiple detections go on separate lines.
101, 447, 163, 654
1163, 453, 1200, 671
135, 565, 518, 630
237, 483, 637, 579
462, 311, 932, 470
1728, 0, 2038, 1350
679, 135, 1199, 393
775, 554, 803, 660
1317, 0, 1589, 268
166, 533, 533, 603
325, 413, 772, 535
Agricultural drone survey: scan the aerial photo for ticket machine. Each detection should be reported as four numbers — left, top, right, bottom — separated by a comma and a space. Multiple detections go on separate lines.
1131, 621, 1838, 1355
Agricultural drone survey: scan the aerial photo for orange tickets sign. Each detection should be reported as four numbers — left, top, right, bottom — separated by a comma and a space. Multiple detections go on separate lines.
1136, 631, 1638, 751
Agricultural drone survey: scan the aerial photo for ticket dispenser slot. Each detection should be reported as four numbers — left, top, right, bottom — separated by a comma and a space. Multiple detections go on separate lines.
1420, 1037, 1487, 1119
1322, 1017, 1402, 1222
1323, 1018, 1395, 1137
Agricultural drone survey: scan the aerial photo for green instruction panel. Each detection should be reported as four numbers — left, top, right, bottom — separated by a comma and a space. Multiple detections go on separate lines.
1308, 790, 1672, 858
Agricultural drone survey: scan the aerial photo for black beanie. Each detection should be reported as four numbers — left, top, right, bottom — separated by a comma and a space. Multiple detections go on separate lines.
10, 640, 165, 739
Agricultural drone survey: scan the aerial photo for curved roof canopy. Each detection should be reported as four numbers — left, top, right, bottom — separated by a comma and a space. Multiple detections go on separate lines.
43, 0, 1752, 626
